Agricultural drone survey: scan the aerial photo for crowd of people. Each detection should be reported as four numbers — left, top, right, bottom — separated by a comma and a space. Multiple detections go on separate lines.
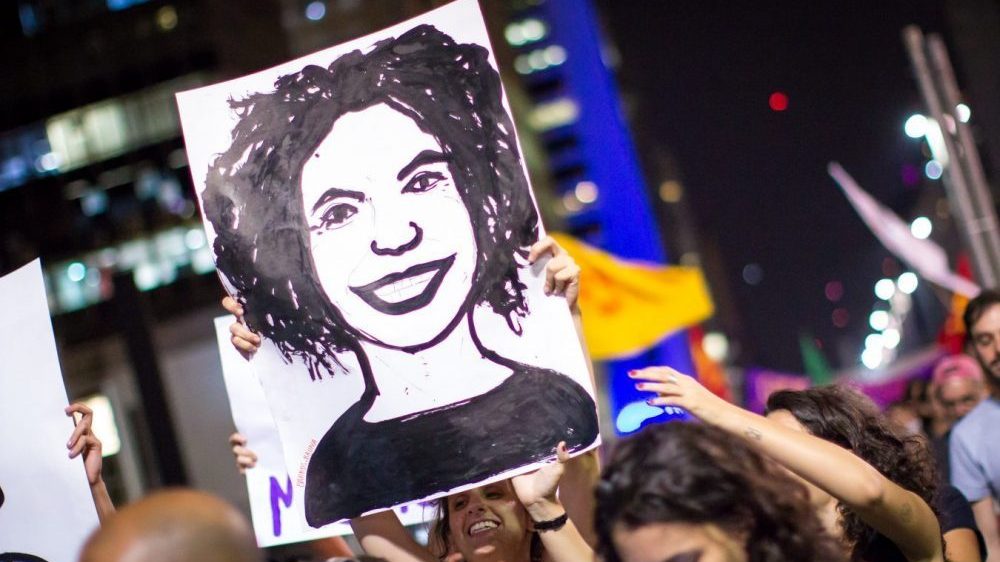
51, 242, 999, 562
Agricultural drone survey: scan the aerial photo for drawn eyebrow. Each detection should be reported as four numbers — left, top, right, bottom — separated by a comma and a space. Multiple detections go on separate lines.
396, 149, 449, 181
311, 187, 366, 213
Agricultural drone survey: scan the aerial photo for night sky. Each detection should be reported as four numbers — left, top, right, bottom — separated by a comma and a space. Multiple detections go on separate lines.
595, 1, 953, 372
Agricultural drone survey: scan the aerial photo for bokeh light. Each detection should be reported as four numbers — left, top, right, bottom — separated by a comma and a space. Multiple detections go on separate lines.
874, 278, 895, 300
768, 91, 789, 112
869, 310, 890, 331
910, 216, 932, 239
897, 272, 918, 294
904, 114, 927, 138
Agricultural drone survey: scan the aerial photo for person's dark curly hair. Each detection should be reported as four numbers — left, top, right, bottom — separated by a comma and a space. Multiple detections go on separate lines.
595, 422, 845, 562
201, 24, 539, 380
766, 385, 938, 559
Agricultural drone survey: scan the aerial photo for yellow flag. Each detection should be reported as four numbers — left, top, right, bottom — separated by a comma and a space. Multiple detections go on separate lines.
551, 233, 714, 361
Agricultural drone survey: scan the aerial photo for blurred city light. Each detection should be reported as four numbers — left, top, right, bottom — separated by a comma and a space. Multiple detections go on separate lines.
574, 181, 598, 204
505, 18, 547, 46
956, 103, 971, 123
742, 263, 763, 286
824, 280, 844, 302
861, 346, 883, 369
67, 262, 87, 283
882, 328, 901, 350
832, 307, 850, 328
904, 114, 927, 138
528, 98, 579, 130
155, 5, 178, 31
924, 160, 943, 180
865, 333, 884, 350
658, 180, 683, 203
702, 332, 729, 362
768, 91, 789, 112
81, 394, 121, 457
910, 216, 932, 239
869, 310, 890, 331
897, 272, 919, 294
874, 278, 895, 300
305, 1, 326, 21
561, 191, 583, 214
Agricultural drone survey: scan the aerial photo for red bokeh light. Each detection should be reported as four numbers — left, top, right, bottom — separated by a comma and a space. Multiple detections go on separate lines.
832, 308, 849, 328
825, 280, 844, 302
769, 91, 789, 112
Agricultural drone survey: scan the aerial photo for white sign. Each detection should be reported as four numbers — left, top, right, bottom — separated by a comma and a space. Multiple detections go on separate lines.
214, 316, 437, 546
179, 0, 599, 526
0, 260, 100, 562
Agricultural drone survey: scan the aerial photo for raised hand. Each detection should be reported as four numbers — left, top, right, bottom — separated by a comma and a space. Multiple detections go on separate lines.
66, 402, 103, 485
511, 441, 569, 519
223, 296, 261, 357
528, 237, 581, 313
229, 432, 258, 473
630, 366, 731, 426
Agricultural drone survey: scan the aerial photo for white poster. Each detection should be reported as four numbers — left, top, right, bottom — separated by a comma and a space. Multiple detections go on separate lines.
179, 0, 599, 527
214, 316, 437, 546
0, 260, 101, 562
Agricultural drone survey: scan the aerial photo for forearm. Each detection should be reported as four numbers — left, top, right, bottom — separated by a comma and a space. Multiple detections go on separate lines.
558, 449, 600, 547
350, 511, 435, 562
713, 406, 887, 506
526, 498, 595, 562
972, 499, 1000, 562
90, 478, 116, 524
713, 405, 941, 559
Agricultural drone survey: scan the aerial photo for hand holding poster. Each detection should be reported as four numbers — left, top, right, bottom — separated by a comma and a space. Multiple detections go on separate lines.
0, 260, 101, 562
178, 0, 599, 526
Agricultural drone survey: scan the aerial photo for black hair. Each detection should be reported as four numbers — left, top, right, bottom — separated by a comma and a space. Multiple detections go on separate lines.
596, 422, 845, 562
766, 385, 938, 559
202, 24, 539, 380
964, 289, 1000, 343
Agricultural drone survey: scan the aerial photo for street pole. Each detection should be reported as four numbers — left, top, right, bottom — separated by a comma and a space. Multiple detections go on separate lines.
903, 26, 1000, 288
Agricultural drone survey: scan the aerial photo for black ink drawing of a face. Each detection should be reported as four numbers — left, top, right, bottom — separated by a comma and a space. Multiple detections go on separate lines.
203, 24, 599, 526
0, 483, 51, 562
301, 103, 478, 347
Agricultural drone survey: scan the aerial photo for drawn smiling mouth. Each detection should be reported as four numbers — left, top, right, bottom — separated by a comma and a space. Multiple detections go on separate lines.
349, 254, 456, 315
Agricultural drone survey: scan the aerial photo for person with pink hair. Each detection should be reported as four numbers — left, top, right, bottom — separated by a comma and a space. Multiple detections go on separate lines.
928, 355, 989, 482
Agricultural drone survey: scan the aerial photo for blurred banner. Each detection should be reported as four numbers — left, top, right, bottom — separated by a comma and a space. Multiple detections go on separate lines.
829, 162, 980, 298
552, 233, 713, 360
743, 368, 810, 414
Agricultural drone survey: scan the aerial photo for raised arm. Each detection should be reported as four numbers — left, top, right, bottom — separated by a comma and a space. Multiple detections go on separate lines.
528, 237, 600, 547
350, 511, 437, 562
512, 442, 595, 562
66, 403, 115, 523
633, 367, 944, 562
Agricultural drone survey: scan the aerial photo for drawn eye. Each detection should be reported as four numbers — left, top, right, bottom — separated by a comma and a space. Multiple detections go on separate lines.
403, 171, 445, 193
317, 203, 358, 229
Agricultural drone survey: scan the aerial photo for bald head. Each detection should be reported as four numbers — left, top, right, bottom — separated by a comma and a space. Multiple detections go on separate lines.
80, 489, 261, 562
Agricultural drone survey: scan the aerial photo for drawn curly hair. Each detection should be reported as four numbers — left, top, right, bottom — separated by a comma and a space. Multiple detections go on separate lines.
201, 24, 539, 379
595, 422, 846, 562
766, 384, 938, 558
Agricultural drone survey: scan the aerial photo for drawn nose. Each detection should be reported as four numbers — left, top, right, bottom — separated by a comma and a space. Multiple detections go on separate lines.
371, 222, 422, 256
